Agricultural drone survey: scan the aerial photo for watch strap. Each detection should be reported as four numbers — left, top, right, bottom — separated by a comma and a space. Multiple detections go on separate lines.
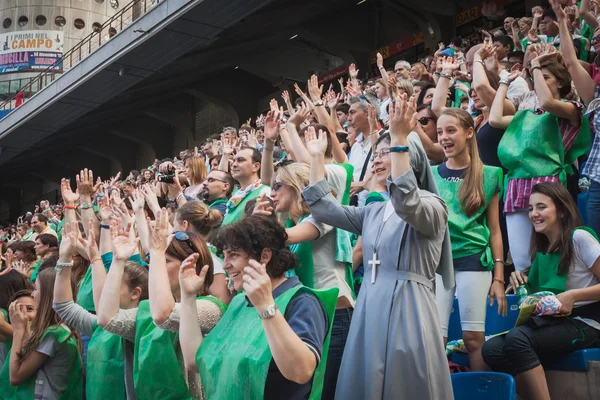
389, 146, 409, 153
258, 304, 279, 320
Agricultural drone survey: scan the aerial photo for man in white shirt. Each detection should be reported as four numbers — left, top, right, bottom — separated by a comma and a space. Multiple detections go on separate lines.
347, 98, 374, 204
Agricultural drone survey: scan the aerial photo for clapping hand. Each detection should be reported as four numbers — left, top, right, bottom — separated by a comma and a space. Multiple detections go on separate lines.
146, 208, 170, 253
59, 221, 80, 262
264, 109, 282, 141
61, 178, 79, 205
179, 253, 209, 298
110, 219, 139, 261
388, 93, 417, 141
304, 125, 328, 157
307, 74, 324, 103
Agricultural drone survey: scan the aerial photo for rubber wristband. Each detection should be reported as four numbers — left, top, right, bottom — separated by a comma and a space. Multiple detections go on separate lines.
531, 66, 542, 72
389, 146, 409, 153
493, 277, 505, 285
100, 224, 110, 229
64, 205, 76, 210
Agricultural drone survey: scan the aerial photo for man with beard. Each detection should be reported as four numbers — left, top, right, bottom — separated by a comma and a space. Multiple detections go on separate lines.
198, 170, 235, 218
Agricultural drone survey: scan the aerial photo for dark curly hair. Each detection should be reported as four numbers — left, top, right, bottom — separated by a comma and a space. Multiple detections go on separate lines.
214, 215, 297, 278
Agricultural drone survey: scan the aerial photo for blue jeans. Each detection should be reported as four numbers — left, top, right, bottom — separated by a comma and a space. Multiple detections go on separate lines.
322, 308, 353, 400
589, 181, 600, 237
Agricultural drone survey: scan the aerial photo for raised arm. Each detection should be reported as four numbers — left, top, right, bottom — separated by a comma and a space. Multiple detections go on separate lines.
261, 109, 281, 185
218, 137, 233, 172
285, 102, 312, 164
129, 192, 150, 254
376, 53, 390, 86
60, 178, 79, 227
302, 127, 366, 234
489, 78, 515, 129
77, 169, 100, 239
97, 220, 139, 327
553, 0, 596, 105
387, 93, 447, 237
178, 253, 208, 372
431, 56, 460, 117
531, 52, 581, 126
579, 0, 600, 29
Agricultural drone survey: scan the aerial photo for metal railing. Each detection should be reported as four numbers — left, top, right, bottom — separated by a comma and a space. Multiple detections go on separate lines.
0, 0, 163, 119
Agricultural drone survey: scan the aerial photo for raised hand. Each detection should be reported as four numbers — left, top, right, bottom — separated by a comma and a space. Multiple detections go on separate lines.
349, 63, 359, 79
146, 208, 170, 253
293, 83, 314, 109
376, 52, 384, 69
59, 221, 80, 262
110, 219, 139, 261
110, 189, 124, 209
388, 93, 417, 140
440, 56, 461, 74
128, 191, 145, 214
346, 80, 362, 97
61, 178, 79, 205
288, 102, 310, 127
325, 90, 341, 110
243, 259, 274, 313
140, 184, 160, 216
221, 136, 234, 156
8, 301, 28, 331
12, 260, 29, 276
367, 104, 379, 136
305, 125, 328, 157
77, 168, 95, 197
78, 220, 100, 262
264, 109, 282, 141
269, 98, 279, 112
253, 193, 274, 217
307, 74, 324, 103
179, 253, 208, 298
98, 194, 112, 222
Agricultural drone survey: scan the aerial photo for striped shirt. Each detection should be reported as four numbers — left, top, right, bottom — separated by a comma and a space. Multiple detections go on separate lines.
504, 92, 583, 213
582, 85, 600, 184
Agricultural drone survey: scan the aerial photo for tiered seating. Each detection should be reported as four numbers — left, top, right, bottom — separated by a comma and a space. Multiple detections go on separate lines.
451, 372, 516, 400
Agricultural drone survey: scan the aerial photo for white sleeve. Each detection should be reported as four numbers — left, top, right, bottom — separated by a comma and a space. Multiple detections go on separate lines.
324, 164, 347, 202
507, 77, 530, 103
303, 215, 334, 238
573, 230, 600, 269
211, 253, 225, 275
259, 186, 271, 198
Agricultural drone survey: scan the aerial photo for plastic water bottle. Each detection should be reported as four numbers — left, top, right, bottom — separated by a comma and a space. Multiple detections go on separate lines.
517, 285, 528, 306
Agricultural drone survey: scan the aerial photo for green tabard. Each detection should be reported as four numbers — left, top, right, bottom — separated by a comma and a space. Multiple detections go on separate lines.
221, 184, 270, 226
497, 110, 590, 187
527, 227, 600, 295
197, 286, 338, 400
434, 165, 503, 269
0, 325, 83, 400
86, 322, 126, 400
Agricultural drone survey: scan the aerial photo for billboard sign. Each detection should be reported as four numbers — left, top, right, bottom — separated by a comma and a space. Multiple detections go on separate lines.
0, 30, 64, 74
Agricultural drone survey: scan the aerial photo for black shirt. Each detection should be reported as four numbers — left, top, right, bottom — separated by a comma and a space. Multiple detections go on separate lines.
476, 122, 506, 173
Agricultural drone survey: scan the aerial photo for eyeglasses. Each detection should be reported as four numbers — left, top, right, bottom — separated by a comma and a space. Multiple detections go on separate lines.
173, 231, 198, 253
592, 35, 600, 45
418, 117, 434, 126
394, 69, 403, 73
371, 148, 391, 161
271, 182, 286, 192
206, 177, 226, 184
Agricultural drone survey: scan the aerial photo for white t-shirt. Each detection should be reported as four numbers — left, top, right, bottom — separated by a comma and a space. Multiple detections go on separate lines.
566, 229, 600, 329
325, 164, 349, 203
348, 133, 372, 182
303, 215, 355, 307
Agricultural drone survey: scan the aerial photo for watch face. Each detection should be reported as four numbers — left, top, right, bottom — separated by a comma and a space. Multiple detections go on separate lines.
110, 0, 119, 9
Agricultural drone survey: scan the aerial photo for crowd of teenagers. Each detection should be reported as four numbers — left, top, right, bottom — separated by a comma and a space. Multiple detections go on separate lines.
2, 1, 600, 399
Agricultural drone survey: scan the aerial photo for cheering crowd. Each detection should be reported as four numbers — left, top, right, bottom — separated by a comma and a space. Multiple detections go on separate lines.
2, 0, 600, 399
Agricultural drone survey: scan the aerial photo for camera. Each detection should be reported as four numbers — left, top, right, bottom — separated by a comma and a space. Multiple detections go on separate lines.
157, 173, 175, 184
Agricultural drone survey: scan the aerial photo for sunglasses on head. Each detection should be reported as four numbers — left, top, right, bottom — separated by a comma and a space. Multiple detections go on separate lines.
173, 231, 198, 253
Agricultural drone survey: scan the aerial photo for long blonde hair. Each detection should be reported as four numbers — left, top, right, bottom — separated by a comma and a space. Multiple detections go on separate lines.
272, 163, 311, 222
185, 156, 207, 185
441, 108, 485, 216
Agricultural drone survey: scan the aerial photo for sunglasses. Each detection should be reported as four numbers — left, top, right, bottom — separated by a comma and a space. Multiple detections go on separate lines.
592, 35, 600, 45
173, 231, 198, 253
271, 182, 286, 192
418, 117, 434, 126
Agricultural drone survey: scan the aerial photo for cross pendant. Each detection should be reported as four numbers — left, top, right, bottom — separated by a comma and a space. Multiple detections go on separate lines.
369, 252, 381, 283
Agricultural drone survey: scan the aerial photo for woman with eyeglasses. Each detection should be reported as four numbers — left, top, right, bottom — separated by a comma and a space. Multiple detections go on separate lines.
97, 210, 226, 400
432, 108, 506, 371
173, 200, 231, 305
253, 155, 354, 399
489, 44, 590, 275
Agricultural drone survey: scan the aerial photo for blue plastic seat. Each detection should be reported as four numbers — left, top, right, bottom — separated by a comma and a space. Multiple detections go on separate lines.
451, 372, 516, 400
544, 348, 600, 371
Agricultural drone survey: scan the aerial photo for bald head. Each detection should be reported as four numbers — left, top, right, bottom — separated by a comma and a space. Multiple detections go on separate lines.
465, 44, 483, 75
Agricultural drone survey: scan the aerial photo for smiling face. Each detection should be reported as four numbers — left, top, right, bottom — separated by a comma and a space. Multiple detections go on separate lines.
222, 248, 252, 292
31, 216, 44, 233
437, 114, 472, 159
417, 108, 437, 142
528, 192, 559, 236
16, 295, 36, 321
372, 139, 391, 186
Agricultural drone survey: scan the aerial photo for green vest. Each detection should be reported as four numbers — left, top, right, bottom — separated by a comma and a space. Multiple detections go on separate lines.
0, 325, 83, 400
335, 163, 354, 206
133, 297, 226, 400
498, 110, 590, 187
452, 80, 471, 109
86, 322, 126, 400
56, 219, 65, 243
221, 184, 269, 226
527, 227, 599, 295
29, 259, 43, 282
434, 165, 503, 270
197, 285, 338, 400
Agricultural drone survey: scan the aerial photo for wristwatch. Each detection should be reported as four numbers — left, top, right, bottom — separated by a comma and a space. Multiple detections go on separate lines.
258, 304, 279, 320
80, 202, 92, 210
313, 100, 324, 107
